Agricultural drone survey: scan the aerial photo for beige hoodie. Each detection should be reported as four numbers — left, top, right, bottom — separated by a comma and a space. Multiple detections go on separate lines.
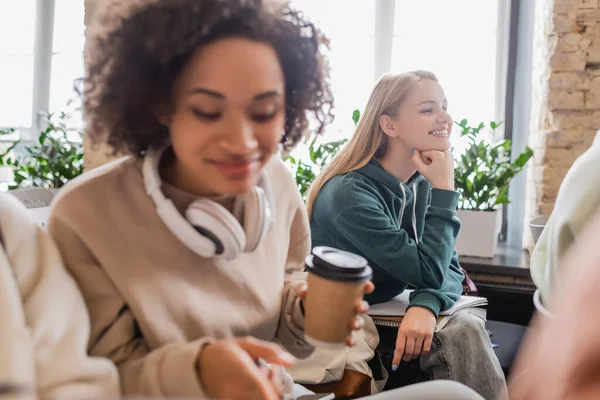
48, 155, 315, 398
0, 193, 119, 399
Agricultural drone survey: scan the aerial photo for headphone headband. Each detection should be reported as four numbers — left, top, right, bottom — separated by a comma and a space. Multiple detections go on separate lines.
142, 145, 273, 260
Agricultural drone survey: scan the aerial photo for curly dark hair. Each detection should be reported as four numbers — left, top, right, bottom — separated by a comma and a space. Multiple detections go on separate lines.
84, 0, 334, 156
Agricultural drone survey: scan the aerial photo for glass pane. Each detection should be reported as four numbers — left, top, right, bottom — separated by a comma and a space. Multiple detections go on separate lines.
392, 0, 498, 131
291, 0, 375, 140
52, 0, 85, 54
50, 0, 85, 130
0, 56, 34, 127
49, 54, 84, 125
0, 0, 36, 55
0, 0, 36, 127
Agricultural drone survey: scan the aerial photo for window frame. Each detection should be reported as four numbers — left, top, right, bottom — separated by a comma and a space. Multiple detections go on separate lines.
504, 0, 535, 249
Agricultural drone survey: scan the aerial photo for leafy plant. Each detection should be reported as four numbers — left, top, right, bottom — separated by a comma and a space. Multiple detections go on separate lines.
0, 128, 16, 153
283, 110, 359, 199
285, 137, 347, 199
0, 113, 83, 189
0, 128, 20, 176
453, 119, 533, 211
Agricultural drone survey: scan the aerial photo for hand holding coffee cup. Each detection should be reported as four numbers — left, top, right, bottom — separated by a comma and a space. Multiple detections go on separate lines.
301, 246, 374, 348
297, 280, 374, 347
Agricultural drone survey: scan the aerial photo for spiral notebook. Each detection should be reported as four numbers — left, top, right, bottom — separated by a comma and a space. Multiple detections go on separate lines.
368, 290, 487, 328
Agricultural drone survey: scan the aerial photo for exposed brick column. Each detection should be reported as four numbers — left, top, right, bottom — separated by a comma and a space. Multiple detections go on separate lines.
525, 0, 600, 244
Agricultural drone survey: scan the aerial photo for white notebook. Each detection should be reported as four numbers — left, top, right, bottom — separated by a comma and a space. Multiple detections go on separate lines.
368, 289, 487, 317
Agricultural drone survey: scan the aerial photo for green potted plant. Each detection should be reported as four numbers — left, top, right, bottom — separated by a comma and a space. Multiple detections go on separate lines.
284, 137, 347, 200
453, 119, 534, 258
0, 112, 84, 191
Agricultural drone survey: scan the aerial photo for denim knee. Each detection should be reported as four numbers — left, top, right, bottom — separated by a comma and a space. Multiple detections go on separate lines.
439, 311, 489, 348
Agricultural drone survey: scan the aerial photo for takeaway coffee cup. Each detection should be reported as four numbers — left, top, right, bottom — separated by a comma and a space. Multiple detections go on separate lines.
304, 246, 373, 348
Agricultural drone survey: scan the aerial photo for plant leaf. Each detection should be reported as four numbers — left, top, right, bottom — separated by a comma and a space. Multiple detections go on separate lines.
352, 109, 361, 126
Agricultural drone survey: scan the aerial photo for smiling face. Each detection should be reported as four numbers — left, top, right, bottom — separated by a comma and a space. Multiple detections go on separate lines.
160, 37, 286, 196
384, 79, 453, 152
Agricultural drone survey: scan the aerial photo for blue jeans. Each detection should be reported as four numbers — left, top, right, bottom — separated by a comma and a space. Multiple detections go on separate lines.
378, 309, 507, 400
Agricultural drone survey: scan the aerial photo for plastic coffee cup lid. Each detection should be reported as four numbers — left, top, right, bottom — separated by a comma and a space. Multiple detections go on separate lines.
305, 246, 372, 282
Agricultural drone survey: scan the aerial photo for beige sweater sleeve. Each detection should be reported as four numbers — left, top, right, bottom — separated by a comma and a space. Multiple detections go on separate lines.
0, 193, 119, 400
529, 130, 600, 306
48, 204, 213, 398
274, 189, 315, 359
510, 209, 600, 400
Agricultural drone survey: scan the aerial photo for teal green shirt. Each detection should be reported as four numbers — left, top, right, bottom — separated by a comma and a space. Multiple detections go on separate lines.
310, 159, 464, 317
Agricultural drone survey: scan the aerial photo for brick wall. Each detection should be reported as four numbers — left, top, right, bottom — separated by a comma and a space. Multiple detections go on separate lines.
526, 0, 600, 232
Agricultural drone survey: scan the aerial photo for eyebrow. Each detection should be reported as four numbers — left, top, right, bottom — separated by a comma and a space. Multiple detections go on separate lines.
188, 88, 281, 100
417, 99, 448, 106
188, 88, 224, 99
254, 90, 281, 100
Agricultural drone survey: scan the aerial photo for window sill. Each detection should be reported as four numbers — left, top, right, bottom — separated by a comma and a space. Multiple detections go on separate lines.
459, 243, 534, 293
0, 132, 20, 142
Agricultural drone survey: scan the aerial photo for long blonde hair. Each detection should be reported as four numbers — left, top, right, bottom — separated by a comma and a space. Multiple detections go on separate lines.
306, 70, 438, 219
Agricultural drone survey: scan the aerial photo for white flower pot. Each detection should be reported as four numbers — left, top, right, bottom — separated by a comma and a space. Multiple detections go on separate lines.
456, 209, 501, 258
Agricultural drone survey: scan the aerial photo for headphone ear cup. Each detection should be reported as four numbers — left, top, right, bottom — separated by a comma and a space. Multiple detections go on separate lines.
185, 200, 246, 260
242, 186, 272, 252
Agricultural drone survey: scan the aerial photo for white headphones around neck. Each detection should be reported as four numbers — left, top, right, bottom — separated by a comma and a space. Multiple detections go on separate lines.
142, 146, 273, 260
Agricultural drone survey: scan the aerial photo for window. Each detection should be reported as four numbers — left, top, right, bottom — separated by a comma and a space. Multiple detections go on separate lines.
50, 0, 85, 128
0, 1, 36, 128
289, 0, 501, 146
391, 1, 499, 127
0, 0, 85, 135
291, 0, 376, 141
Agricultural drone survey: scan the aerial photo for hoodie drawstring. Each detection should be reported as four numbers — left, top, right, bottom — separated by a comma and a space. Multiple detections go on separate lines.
398, 184, 407, 227
412, 183, 419, 245
398, 183, 420, 245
